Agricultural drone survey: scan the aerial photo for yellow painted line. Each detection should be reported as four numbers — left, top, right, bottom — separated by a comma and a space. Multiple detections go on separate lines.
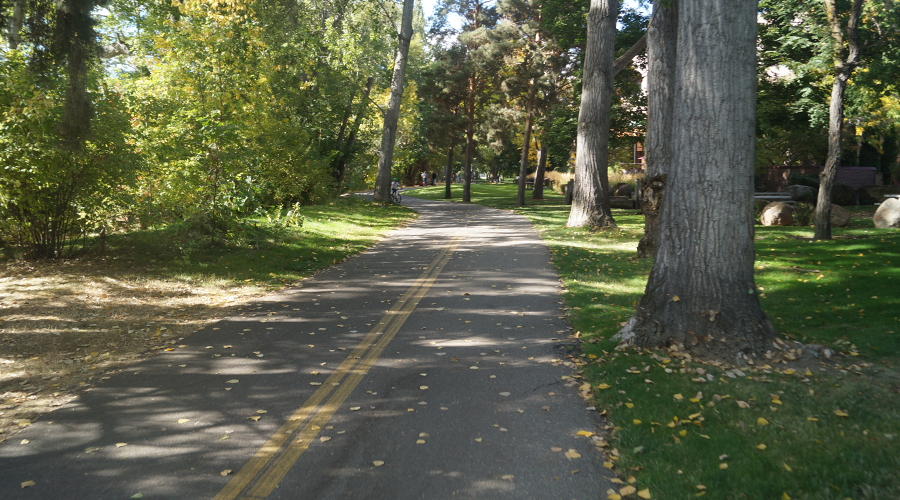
214, 236, 463, 500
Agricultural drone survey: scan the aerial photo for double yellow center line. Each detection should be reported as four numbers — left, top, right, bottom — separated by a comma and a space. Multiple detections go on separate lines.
213, 236, 464, 500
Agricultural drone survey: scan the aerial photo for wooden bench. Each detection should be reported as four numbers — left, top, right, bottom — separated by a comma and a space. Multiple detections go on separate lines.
755, 192, 795, 204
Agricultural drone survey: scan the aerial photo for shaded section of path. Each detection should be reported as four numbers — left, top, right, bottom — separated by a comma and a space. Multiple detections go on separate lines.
0, 197, 614, 500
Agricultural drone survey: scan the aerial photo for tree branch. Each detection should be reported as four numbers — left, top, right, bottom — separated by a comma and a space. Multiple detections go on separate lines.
613, 32, 647, 76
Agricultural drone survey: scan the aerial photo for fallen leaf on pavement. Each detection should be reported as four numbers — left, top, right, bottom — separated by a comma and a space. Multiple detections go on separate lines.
372, 460, 384, 466
21, 480, 36, 488
220, 470, 232, 476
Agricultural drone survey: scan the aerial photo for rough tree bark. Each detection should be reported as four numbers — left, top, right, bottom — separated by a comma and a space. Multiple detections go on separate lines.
444, 139, 455, 199
616, 0, 776, 359
335, 76, 374, 187
636, 0, 677, 258
814, 0, 864, 240
5, 0, 25, 49
516, 78, 537, 207
565, 0, 618, 228
373, 0, 415, 203
532, 140, 548, 200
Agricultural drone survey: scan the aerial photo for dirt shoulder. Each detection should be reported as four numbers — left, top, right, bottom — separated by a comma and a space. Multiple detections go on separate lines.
0, 258, 268, 440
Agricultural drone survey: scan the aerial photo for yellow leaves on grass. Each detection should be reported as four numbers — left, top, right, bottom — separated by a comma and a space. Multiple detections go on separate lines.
673, 393, 683, 401
757, 443, 767, 450
757, 417, 769, 426
834, 409, 849, 417
597, 383, 612, 390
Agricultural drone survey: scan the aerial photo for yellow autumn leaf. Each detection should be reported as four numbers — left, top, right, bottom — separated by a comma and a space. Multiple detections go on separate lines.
757, 443, 767, 450
248, 416, 260, 421
757, 417, 769, 426
220, 469, 232, 476
633, 419, 642, 425
673, 393, 683, 401
679, 430, 688, 437
784, 463, 792, 472
21, 480, 36, 488
782, 493, 791, 500
604, 461, 615, 469
373, 460, 384, 466
576, 430, 594, 437
607, 494, 622, 500
625, 403, 635, 408
638, 489, 651, 499
719, 463, 728, 469
565, 450, 582, 459
807, 417, 819, 422
116, 443, 127, 448
620, 485, 637, 496
672, 295, 680, 302
834, 410, 849, 417
598, 383, 612, 389
737, 400, 750, 409
177, 419, 190, 424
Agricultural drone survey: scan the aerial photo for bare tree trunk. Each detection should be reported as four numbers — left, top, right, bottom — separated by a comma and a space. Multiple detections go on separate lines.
5, 0, 25, 49
532, 141, 548, 200
636, 0, 677, 258
463, 77, 476, 202
617, 0, 775, 359
335, 76, 374, 187
444, 139, 455, 199
517, 78, 537, 206
373, 0, 415, 203
566, 0, 618, 228
814, 0, 863, 240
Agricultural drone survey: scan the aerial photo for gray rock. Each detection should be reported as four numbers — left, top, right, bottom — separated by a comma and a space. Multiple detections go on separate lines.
874, 198, 900, 229
830, 204, 851, 227
782, 184, 816, 202
760, 202, 793, 226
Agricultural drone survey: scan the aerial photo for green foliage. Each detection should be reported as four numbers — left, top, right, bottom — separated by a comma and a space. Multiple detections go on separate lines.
791, 201, 814, 226
832, 182, 857, 206
787, 172, 820, 189
0, 51, 136, 258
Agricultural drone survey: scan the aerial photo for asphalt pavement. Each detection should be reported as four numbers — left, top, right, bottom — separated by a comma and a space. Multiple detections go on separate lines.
0, 195, 615, 500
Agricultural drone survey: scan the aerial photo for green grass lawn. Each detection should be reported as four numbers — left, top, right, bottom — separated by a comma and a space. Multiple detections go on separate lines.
102, 196, 420, 291
407, 183, 900, 500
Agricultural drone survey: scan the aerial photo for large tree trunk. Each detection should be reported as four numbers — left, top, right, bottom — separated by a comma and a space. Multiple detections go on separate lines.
444, 139, 455, 199
814, 0, 863, 240
373, 0, 415, 203
5, 0, 26, 49
335, 76, 374, 187
617, 0, 775, 360
565, 0, 618, 228
532, 140, 548, 200
636, 0, 677, 258
463, 77, 476, 202
517, 78, 537, 207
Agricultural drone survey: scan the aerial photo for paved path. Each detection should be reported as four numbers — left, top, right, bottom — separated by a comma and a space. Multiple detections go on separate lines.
0, 197, 614, 499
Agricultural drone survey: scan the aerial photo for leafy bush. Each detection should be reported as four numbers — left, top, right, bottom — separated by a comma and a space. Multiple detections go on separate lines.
792, 202, 814, 226
832, 183, 857, 206
0, 52, 136, 259
787, 172, 820, 189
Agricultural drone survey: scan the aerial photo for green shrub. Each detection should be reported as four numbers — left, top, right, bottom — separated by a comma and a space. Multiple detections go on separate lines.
792, 202, 814, 226
832, 182, 858, 205
787, 172, 820, 188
